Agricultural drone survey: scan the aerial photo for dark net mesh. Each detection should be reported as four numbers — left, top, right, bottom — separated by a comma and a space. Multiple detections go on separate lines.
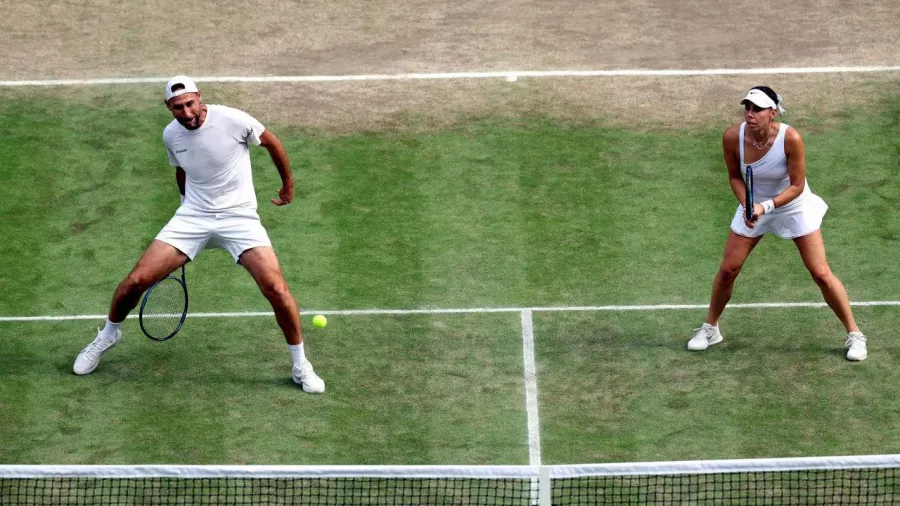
552, 468, 900, 505
0, 476, 534, 505
5, 467, 900, 505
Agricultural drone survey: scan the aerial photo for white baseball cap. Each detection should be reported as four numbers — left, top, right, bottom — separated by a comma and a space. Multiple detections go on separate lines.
164, 75, 199, 101
740, 88, 785, 113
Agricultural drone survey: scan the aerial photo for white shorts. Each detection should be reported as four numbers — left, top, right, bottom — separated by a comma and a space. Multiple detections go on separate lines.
730, 194, 828, 239
155, 207, 272, 263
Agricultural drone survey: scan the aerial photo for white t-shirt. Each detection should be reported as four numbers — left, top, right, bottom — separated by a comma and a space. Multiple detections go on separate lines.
163, 104, 265, 213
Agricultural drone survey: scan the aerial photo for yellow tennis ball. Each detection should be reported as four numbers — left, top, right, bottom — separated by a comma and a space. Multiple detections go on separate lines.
312, 314, 327, 329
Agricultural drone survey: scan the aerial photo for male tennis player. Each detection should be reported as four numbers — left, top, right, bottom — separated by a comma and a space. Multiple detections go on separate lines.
73, 76, 326, 392
686, 86, 868, 361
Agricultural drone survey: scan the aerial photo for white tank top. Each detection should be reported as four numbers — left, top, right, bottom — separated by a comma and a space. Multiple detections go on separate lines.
739, 122, 811, 210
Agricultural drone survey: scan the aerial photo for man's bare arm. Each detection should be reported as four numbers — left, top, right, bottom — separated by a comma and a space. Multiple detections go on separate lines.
259, 130, 294, 206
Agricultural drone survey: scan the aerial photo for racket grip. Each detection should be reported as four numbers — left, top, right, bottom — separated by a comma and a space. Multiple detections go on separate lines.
744, 166, 754, 221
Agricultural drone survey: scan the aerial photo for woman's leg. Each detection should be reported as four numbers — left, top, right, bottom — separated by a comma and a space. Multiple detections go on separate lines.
793, 231, 859, 333
706, 231, 764, 325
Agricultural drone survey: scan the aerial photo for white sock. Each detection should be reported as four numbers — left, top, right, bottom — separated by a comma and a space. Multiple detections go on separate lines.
289, 342, 306, 366
100, 319, 121, 340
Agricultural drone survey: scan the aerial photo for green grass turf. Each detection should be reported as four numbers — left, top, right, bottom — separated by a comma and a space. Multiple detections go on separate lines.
1, 92, 899, 316
0, 314, 527, 464
0, 85, 898, 466
536, 306, 900, 464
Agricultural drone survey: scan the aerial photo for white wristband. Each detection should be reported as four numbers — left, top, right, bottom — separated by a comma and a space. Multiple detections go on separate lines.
761, 199, 775, 215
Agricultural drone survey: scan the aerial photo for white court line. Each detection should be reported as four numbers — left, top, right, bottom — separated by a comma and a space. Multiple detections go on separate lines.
1, 300, 898, 322
2, 65, 900, 87
520, 309, 542, 466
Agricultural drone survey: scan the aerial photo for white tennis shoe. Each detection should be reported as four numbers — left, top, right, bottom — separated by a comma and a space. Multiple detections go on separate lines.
292, 361, 326, 393
845, 332, 867, 361
73, 329, 122, 375
687, 323, 723, 351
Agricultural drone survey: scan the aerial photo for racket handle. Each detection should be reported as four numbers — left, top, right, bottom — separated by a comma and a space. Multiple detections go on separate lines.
744, 165, 754, 221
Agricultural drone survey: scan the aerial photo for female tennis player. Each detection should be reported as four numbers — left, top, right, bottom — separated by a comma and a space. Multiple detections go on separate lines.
686, 86, 868, 361
73, 76, 326, 391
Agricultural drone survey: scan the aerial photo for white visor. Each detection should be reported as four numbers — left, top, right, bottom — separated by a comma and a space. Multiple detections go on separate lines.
740, 89, 778, 110
165, 75, 199, 101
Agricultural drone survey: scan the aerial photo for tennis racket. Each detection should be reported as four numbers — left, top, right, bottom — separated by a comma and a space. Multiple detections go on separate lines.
744, 164, 755, 221
139, 265, 188, 341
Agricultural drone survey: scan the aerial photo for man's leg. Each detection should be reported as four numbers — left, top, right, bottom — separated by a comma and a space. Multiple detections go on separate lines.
109, 240, 190, 323
74, 241, 189, 375
240, 246, 325, 393
239, 246, 302, 344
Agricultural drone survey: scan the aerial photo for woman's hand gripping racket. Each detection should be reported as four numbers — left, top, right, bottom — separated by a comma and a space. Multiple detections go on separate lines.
139, 266, 188, 341
744, 164, 756, 224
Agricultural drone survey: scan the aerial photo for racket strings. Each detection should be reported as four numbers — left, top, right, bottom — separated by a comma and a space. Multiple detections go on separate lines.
140, 277, 187, 340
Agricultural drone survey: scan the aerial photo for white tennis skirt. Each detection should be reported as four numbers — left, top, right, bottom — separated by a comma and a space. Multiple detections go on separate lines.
730, 194, 828, 239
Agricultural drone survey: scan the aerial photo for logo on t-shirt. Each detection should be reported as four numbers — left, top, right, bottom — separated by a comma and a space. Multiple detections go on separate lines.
175, 149, 188, 154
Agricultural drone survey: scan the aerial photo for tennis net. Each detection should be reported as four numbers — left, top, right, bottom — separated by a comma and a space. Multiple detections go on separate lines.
3, 454, 900, 505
